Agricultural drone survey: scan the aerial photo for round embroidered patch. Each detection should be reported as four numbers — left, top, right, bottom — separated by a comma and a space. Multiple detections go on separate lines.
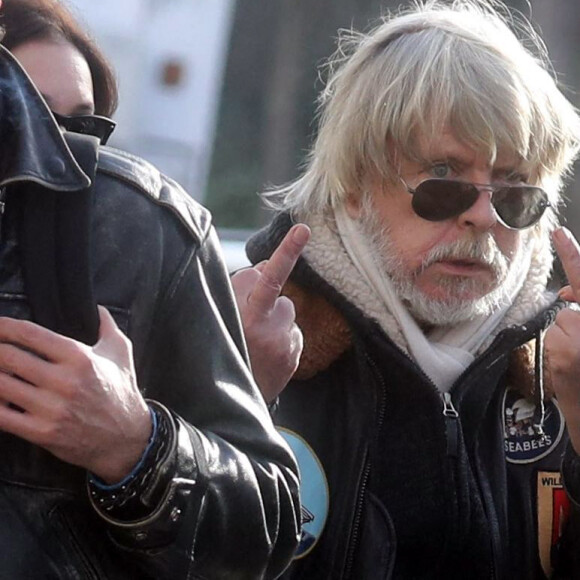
503, 388, 564, 464
278, 427, 329, 558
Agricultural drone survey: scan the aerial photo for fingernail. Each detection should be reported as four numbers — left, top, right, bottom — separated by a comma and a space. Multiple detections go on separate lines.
292, 224, 311, 245
558, 287, 572, 300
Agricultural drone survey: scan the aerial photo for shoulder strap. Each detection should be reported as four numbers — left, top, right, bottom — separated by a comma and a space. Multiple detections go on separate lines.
20, 132, 100, 345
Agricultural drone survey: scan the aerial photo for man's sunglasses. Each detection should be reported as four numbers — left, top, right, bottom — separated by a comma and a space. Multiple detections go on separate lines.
402, 178, 550, 230
52, 112, 116, 145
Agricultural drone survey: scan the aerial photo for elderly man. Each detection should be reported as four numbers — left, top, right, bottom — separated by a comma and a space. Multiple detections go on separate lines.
0, 39, 300, 580
233, 1, 580, 578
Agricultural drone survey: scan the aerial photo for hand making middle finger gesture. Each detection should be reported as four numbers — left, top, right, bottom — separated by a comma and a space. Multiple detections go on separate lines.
545, 227, 580, 453
232, 224, 310, 403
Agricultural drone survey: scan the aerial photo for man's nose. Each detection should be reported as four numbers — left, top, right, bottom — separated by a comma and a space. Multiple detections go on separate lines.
457, 186, 497, 232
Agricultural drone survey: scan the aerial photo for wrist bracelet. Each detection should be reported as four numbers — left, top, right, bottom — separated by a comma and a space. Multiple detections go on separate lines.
88, 404, 172, 520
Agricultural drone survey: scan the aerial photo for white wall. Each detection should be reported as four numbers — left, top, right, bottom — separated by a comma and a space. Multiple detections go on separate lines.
65, 0, 235, 201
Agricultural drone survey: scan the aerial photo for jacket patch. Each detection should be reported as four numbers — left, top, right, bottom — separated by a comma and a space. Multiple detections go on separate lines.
537, 471, 571, 577
278, 428, 329, 559
503, 388, 564, 464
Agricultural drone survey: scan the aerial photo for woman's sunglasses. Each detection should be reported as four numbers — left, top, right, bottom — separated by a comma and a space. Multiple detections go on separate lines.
402, 178, 550, 230
52, 112, 117, 145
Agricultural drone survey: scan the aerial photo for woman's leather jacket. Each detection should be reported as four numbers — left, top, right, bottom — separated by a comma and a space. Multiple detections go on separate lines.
0, 46, 300, 579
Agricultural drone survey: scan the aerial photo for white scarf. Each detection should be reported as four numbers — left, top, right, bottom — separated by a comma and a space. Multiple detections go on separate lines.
332, 206, 533, 392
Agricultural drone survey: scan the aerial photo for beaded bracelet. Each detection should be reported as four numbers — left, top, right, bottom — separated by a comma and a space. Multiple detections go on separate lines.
88, 404, 173, 521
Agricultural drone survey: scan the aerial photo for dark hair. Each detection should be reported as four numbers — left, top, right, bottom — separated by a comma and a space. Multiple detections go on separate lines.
0, 0, 118, 117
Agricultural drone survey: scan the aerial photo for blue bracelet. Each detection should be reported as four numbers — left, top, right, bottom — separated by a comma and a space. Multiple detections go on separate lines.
89, 405, 158, 491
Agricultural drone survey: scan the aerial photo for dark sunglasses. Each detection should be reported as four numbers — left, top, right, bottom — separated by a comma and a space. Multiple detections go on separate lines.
52, 112, 116, 145
402, 178, 550, 230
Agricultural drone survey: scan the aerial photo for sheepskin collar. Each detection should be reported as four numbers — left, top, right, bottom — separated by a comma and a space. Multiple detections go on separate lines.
247, 213, 559, 398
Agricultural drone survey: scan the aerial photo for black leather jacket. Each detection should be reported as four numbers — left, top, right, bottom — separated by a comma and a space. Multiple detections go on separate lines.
0, 47, 300, 579
249, 214, 580, 580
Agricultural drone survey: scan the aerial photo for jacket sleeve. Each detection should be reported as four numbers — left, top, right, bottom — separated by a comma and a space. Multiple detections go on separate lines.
90, 224, 301, 580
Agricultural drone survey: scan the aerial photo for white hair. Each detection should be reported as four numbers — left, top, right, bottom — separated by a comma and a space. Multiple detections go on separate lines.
264, 0, 580, 230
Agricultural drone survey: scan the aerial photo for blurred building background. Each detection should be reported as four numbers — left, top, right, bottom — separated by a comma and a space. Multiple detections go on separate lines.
67, 0, 235, 200
66, 0, 580, 243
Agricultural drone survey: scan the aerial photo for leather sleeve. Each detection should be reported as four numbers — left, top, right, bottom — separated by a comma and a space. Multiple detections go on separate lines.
91, 225, 301, 579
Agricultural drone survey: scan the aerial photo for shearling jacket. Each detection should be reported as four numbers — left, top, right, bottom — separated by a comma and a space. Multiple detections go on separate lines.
248, 212, 580, 580
0, 46, 300, 579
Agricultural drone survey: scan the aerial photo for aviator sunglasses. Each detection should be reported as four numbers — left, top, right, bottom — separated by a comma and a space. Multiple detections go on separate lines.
402, 178, 550, 230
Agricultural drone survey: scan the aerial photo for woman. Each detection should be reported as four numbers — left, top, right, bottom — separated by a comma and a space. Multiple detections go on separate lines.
0, 0, 117, 140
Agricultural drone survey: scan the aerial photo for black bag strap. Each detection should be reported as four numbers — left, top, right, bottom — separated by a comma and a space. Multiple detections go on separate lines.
20, 132, 100, 345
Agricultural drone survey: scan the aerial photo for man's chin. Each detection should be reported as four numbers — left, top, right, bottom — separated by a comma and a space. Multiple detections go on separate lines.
403, 292, 500, 327
418, 273, 496, 300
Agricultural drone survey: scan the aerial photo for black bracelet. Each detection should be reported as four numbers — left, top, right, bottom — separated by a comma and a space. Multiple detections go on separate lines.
88, 405, 173, 521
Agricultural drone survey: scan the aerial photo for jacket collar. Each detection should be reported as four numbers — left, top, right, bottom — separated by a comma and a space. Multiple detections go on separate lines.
295, 211, 556, 354
248, 212, 559, 399
0, 45, 90, 191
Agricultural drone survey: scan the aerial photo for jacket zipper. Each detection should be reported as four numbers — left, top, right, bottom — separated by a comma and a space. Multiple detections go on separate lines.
442, 392, 459, 457
0, 187, 6, 242
343, 355, 389, 579
402, 351, 503, 578
344, 456, 371, 579
442, 390, 499, 579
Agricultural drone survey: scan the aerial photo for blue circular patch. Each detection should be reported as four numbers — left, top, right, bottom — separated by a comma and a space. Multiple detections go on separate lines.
278, 428, 329, 558
503, 388, 564, 464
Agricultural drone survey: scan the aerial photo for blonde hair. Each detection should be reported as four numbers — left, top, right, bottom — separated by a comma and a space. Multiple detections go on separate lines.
264, 0, 580, 222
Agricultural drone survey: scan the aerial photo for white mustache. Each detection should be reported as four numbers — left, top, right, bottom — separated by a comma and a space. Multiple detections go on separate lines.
419, 235, 509, 277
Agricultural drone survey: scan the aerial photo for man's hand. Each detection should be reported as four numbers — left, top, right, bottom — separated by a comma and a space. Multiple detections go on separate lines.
546, 227, 580, 453
0, 306, 151, 483
232, 224, 310, 403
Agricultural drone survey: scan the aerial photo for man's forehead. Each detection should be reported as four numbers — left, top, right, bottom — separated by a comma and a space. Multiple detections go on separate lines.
411, 130, 520, 168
